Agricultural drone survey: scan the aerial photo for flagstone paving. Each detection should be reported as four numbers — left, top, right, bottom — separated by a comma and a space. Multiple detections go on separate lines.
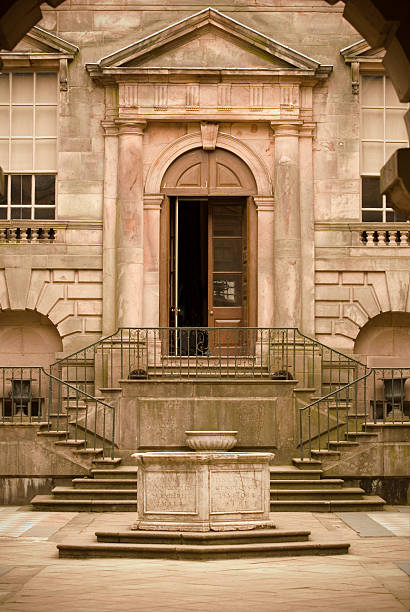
0, 507, 408, 611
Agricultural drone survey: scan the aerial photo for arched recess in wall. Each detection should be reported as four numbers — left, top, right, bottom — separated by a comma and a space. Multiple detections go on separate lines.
354, 311, 410, 366
0, 310, 63, 368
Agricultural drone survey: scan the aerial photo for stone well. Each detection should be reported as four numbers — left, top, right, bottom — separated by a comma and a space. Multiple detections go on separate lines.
132, 431, 274, 532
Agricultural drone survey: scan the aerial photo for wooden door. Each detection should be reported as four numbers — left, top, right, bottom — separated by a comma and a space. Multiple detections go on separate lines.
208, 200, 247, 353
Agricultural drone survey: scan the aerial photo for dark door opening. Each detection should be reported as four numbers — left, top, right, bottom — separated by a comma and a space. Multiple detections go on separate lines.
168, 197, 247, 355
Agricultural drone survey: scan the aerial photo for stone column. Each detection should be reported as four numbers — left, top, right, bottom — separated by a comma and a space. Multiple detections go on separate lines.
116, 119, 147, 329
254, 196, 275, 328
299, 123, 315, 337
101, 120, 118, 335
271, 122, 302, 329
143, 195, 163, 327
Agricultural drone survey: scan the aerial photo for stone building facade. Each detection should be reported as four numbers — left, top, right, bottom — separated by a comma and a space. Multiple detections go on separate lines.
0, 1, 409, 367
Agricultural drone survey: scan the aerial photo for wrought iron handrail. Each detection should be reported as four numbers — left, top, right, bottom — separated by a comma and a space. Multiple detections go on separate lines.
0, 365, 116, 459
299, 365, 410, 460
51, 326, 365, 384
49, 326, 371, 463
2, 326, 402, 465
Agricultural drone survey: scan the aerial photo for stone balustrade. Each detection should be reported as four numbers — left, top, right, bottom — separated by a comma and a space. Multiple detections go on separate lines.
361, 228, 410, 246
0, 225, 56, 242
0, 221, 103, 245
315, 223, 410, 249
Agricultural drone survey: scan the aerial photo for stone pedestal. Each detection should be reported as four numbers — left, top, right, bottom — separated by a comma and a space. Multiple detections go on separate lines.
132, 451, 274, 532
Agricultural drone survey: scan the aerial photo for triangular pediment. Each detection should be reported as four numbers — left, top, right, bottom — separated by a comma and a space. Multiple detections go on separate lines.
95, 7, 330, 73
340, 39, 385, 61
2, 26, 78, 57
125, 24, 293, 70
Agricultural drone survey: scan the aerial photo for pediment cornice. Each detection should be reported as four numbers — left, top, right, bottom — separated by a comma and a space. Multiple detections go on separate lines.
86, 7, 332, 83
0, 25, 78, 68
340, 39, 385, 63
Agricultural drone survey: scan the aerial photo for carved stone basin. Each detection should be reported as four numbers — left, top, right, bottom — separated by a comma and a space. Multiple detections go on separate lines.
185, 430, 237, 452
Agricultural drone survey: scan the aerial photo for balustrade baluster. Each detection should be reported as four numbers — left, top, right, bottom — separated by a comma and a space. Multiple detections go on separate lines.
400, 231, 409, 246
367, 230, 376, 246
377, 230, 387, 246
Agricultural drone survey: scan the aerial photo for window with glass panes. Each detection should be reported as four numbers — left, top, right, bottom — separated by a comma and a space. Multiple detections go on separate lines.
0, 72, 57, 220
360, 74, 408, 222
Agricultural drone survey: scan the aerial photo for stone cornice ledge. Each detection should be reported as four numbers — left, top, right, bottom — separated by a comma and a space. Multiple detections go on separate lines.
315, 222, 410, 231
0, 220, 103, 230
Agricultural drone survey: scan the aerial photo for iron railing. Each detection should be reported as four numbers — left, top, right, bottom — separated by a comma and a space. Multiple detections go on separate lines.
3, 329, 407, 465
0, 367, 46, 423
51, 327, 346, 393
299, 366, 410, 460
50, 326, 359, 388
0, 366, 116, 459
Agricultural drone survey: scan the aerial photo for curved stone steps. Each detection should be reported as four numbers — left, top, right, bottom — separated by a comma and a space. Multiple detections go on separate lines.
57, 531, 350, 559
95, 528, 310, 545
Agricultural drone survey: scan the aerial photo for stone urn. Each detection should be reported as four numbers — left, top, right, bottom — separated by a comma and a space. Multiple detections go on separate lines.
185, 430, 237, 452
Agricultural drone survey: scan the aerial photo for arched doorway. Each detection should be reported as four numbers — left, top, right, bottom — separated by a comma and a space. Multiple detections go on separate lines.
159, 147, 258, 353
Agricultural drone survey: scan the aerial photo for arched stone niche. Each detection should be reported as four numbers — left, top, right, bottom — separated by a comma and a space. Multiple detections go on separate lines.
354, 311, 410, 367
0, 310, 63, 368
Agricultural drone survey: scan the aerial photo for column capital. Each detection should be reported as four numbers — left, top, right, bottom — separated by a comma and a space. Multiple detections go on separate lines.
101, 120, 118, 136
144, 194, 164, 210
253, 196, 275, 212
115, 119, 147, 135
270, 121, 302, 137
299, 122, 316, 138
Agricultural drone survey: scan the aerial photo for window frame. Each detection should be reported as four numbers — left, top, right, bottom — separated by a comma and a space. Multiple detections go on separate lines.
0, 70, 58, 221
359, 72, 409, 222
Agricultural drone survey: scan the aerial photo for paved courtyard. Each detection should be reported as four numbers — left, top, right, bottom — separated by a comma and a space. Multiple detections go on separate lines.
0, 506, 408, 612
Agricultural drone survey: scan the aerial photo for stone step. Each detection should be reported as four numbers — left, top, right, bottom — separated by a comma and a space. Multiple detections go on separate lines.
91, 467, 138, 479
92, 457, 122, 467
72, 478, 137, 489
328, 441, 360, 449
292, 458, 323, 469
74, 448, 104, 458
345, 431, 379, 440
270, 467, 323, 480
51, 487, 137, 500
96, 528, 310, 546
270, 496, 385, 512
270, 488, 366, 501
57, 538, 350, 559
30, 495, 137, 512
270, 479, 344, 489
37, 430, 68, 439
310, 450, 341, 458
54, 439, 86, 448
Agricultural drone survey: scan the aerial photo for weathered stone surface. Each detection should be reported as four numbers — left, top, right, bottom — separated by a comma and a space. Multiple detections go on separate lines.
133, 451, 273, 531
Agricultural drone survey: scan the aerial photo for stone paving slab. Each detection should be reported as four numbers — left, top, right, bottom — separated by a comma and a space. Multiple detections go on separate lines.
367, 513, 410, 537
337, 512, 396, 536
0, 507, 409, 611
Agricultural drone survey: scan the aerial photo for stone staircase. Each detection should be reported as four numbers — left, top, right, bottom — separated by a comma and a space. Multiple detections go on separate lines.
31, 456, 386, 513
269, 459, 386, 512
31, 465, 138, 511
